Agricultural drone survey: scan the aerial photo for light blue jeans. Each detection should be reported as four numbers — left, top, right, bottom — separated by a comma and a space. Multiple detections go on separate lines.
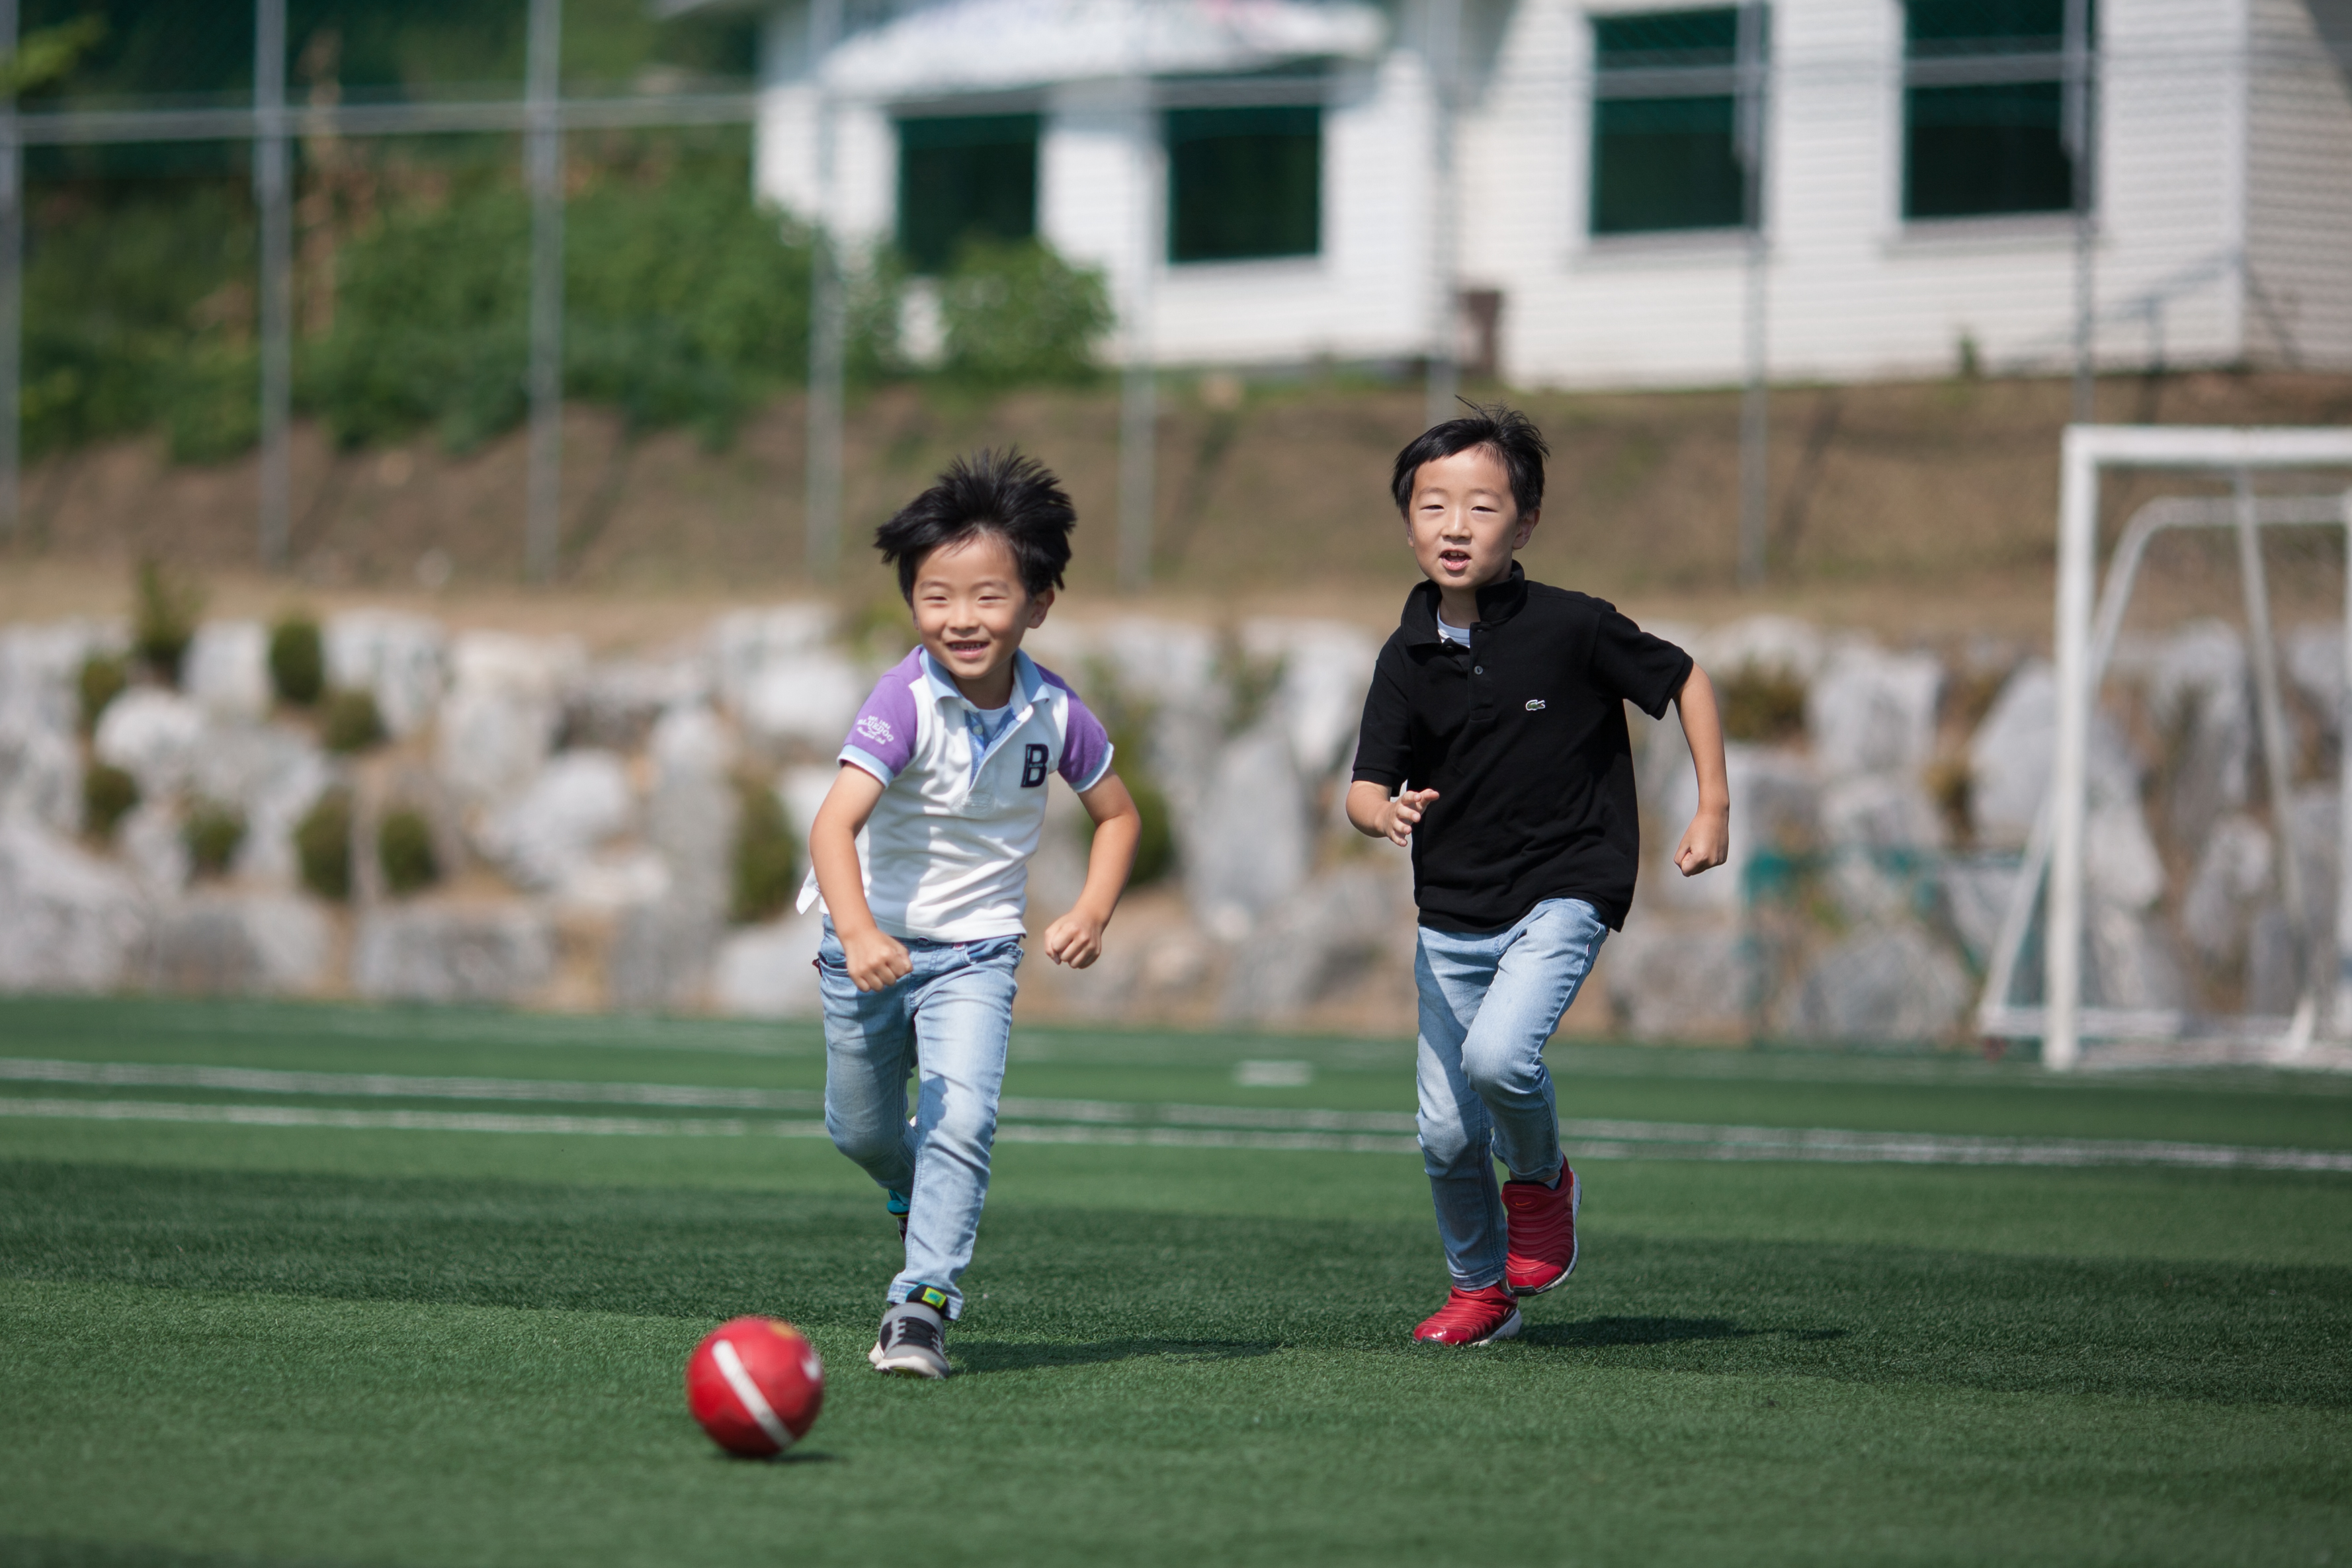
818, 920, 1023, 1320
1415, 897, 1610, 1291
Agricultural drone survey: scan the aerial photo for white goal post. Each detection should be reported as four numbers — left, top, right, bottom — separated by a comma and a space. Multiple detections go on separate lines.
1976, 426, 2352, 1071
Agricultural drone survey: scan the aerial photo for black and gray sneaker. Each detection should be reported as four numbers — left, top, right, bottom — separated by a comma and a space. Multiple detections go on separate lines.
868, 1296, 950, 1378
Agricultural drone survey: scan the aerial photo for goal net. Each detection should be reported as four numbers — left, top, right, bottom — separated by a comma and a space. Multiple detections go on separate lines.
1975, 426, 2352, 1069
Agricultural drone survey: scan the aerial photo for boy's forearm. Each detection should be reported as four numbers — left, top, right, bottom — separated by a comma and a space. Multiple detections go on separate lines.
1071, 809, 1141, 925
809, 823, 881, 936
1675, 665, 1730, 809
1345, 779, 1391, 837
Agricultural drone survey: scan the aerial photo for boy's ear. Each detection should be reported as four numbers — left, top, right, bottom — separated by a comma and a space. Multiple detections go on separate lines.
1025, 587, 1056, 628
1512, 507, 1540, 550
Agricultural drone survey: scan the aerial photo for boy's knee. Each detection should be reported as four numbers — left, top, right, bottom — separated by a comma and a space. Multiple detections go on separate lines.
1416, 1116, 1486, 1176
827, 1114, 904, 1172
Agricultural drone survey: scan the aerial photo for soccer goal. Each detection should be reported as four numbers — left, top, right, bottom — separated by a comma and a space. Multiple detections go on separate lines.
1975, 426, 2352, 1070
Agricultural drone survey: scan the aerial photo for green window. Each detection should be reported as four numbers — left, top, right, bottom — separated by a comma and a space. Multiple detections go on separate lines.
1165, 106, 1321, 264
898, 114, 1039, 274
1589, 9, 1761, 236
1903, 0, 2089, 220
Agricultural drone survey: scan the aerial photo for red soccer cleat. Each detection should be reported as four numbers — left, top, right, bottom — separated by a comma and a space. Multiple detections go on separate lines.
1502, 1159, 1581, 1296
1413, 1282, 1523, 1344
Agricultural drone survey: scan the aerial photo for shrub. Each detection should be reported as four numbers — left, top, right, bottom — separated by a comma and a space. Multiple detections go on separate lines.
132, 558, 203, 685
730, 774, 800, 925
1717, 664, 1810, 745
937, 238, 1112, 390
267, 614, 326, 706
82, 763, 139, 841
77, 652, 127, 734
183, 800, 247, 878
321, 688, 386, 753
1118, 753, 1176, 889
377, 807, 440, 896
296, 790, 353, 901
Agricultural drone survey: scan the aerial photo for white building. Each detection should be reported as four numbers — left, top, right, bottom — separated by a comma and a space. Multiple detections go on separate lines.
682, 0, 2352, 387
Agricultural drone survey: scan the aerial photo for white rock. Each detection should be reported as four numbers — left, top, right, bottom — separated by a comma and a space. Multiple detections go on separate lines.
325, 610, 448, 738
710, 911, 825, 1017
183, 620, 272, 723
1220, 862, 1407, 1020
1966, 661, 2138, 850
648, 707, 742, 913
2180, 813, 2273, 962
435, 632, 581, 806
1603, 913, 1752, 1039
1652, 743, 1816, 912
0, 618, 124, 739
480, 749, 636, 891
1240, 618, 1381, 780
736, 650, 866, 753
1081, 616, 1224, 716
189, 722, 333, 887
147, 893, 331, 996
1697, 615, 1828, 683
118, 802, 190, 899
710, 605, 837, 716
2085, 903, 2184, 1011
1806, 643, 1942, 779
567, 653, 710, 749
609, 897, 722, 1011
352, 903, 556, 1004
1778, 923, 1970, 1042
0, 725, 81, 835
2085, 795, 2165, 911
1183, 721, 1310, 937
0, 817, 149, 992
93, 687, 206, 800
2144, 620, 2253, 846
2285, 624, 2342, 738
1941, 856, 2022, 970
554, 846, 672, 913
1818, 773, 1943, 852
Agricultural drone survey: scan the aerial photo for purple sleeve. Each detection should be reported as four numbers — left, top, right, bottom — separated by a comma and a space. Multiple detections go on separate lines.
1058, 693, 1114, 792
839, 666, 920, 784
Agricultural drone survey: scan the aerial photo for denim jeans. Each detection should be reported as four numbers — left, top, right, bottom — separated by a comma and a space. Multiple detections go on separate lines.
818, 920, 1023, 1320
1415, 897, 1609, 1290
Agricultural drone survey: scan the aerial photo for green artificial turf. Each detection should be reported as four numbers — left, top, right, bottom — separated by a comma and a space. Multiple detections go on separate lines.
1, 996, 2348, 1566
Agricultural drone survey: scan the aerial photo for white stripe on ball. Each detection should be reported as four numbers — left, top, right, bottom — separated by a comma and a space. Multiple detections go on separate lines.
712, 1337, 794, 1453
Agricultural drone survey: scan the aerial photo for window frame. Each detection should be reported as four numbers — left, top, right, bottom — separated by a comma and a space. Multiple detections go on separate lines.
1585, 4, 1770, 242
1898, 0, 2097, 226
1162, 101, 1325, 267
894, 111, 1042, 275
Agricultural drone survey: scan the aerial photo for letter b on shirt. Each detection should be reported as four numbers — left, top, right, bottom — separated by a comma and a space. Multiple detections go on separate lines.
1020, 743, 1049, 788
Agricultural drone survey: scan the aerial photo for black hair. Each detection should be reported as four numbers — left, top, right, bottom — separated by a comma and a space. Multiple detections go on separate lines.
874, 448, 1076, 602
1388, 402, 1550, 520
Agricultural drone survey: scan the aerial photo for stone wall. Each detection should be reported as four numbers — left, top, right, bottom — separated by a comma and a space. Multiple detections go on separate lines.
0, 603, 2338, 1043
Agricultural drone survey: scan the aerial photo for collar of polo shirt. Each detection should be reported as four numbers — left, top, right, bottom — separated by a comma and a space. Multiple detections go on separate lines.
915, 647, 1048, 715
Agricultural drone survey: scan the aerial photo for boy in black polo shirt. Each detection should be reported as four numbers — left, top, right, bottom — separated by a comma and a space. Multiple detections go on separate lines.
1347, 405, 1730, 1346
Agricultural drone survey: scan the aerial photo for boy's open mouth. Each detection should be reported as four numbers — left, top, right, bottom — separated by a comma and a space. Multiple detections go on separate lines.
1437, 548, 1473, 572
945, 638, 991, 659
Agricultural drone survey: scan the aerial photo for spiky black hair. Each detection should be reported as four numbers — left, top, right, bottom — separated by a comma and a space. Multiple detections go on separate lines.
1388, 403, 1551, 520
874, 448, 1076, 602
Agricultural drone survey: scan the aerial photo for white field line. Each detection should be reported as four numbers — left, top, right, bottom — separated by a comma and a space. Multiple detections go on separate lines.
2, 1075, 2349, 1172
0, 1057, 826, 1112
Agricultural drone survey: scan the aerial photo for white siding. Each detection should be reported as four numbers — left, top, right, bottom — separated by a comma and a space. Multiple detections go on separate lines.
2244, 0, 2352, 368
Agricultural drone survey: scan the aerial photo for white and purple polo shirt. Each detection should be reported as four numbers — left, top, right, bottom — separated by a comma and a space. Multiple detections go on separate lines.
795, 647, 1114, 942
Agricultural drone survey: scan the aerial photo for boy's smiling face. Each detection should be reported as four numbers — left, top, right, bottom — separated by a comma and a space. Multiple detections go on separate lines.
1406, 444, 1538, 620
910, 530, 1052, 707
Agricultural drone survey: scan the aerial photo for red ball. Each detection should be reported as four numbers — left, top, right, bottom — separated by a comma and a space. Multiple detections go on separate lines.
685, 1317, 825, 1457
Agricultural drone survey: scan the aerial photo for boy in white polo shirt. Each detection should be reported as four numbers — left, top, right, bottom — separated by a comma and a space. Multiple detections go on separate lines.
802, 448, 1142, 1378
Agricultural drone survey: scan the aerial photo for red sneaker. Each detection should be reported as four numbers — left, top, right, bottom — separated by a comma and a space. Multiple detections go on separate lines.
1412, 1283, 1523, 1344
1502, 1159, 1581, 1296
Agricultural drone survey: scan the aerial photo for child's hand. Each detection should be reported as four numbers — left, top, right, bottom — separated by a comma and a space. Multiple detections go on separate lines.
842, 926, 913, 991
1380, 788, 1439, 846
1673, 806, 1730, 876
1041, 909, 1107, 969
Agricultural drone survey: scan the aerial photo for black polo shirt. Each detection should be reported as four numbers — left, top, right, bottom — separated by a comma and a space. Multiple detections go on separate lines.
1350, 565, 1693, 933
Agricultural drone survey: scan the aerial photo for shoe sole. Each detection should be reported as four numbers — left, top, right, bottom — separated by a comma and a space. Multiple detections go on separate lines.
1508, 1167, 1583, 1298
869, 1348, 950, 1378
1412, 1305, 1524, 1346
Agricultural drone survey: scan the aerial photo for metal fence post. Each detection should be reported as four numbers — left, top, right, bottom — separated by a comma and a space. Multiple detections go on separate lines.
1116, 75, 1160, 594
2063, 0, 2095, 423
523, 0, 564, 584
1734, 0, 1771, 588
0, 0, 19, 544
804, 0, 844, 582
1422, 0, 1460, 432
254, 0, 290, 569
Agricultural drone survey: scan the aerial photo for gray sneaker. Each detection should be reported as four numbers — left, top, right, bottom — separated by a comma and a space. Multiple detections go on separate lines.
868, 1300, 950, 1378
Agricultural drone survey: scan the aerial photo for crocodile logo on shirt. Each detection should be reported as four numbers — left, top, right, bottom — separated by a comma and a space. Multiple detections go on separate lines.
1525, 698, 1547, 712
855, 715, 895, 745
